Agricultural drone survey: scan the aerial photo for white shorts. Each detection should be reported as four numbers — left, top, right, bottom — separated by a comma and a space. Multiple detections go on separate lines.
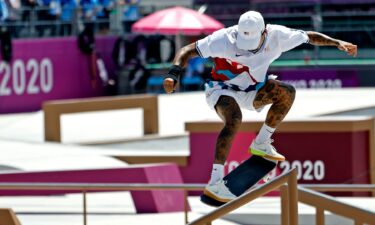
205, 75, 276, 111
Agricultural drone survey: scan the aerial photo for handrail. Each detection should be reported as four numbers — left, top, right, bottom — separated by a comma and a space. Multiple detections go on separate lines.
0, 169, 298, 225
298, 187, 375, 225
0, 183, 205, 191
0, 183, 373, 192
302, 184, 375, 192
0, 182, 205, 225
188, 168, 298, 225
2, 180, 374, 225
0, 170, 298, 225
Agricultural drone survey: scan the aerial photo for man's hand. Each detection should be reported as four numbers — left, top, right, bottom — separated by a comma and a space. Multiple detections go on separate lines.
337, 41, 357, 57
163, 78, 176, 94
163, 44, 199, 94
164, 65, 182, 94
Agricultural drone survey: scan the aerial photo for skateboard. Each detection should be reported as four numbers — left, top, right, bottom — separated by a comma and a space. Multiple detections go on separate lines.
200, 155, 277, 207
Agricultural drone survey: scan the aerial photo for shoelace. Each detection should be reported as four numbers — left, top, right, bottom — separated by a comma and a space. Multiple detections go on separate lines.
264, 139, 274, 144
254, 139, 273, 146
264, 139, 279, 154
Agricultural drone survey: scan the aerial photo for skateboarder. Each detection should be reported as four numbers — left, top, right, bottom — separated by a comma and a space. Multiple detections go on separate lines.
163, 11, 357, 202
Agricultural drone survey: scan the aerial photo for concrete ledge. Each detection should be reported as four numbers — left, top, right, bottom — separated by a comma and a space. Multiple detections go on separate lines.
184, 116, 375, 196
43, 94, 158, 142
114, 155, 188, 167
185, 116, 375, 133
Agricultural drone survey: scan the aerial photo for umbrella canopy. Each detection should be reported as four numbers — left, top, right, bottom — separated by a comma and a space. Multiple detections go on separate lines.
132, 6, 225, 35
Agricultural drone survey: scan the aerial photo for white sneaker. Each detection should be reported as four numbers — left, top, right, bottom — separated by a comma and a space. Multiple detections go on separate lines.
204, 179, 236, 203
250, 139, 285, 161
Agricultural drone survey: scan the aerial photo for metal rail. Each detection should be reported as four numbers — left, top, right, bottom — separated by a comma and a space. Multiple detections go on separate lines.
302, 184, 375, 192
0, 183, 205, 191
0, 183, 205, 225
188, 168, 298, 225
298, 187, 375, 225
1, 181, 374, 225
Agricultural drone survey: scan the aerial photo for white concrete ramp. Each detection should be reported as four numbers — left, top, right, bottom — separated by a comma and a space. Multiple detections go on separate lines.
0, 89, 375, 225
0, 89, 375, 144
0, 140, 127, 173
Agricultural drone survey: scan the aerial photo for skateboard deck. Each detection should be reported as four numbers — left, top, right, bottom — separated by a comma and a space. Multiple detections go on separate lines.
201, 155, 277, 207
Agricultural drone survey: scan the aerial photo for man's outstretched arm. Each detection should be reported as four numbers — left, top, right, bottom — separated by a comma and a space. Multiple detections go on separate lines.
306, 31, 358, 57
163, 43, 199, 93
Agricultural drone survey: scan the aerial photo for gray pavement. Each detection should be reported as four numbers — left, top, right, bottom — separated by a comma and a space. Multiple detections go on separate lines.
1, 89, 375, 225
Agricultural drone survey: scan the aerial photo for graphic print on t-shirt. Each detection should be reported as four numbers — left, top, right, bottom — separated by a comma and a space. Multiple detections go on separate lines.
212, 58, 257, 83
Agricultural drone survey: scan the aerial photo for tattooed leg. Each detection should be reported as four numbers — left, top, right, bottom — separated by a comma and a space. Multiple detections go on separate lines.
214, 96, 242, 164
253, 79, 296, 127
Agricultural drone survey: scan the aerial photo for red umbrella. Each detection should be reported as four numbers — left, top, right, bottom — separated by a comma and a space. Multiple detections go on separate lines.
132, 6, 224, 35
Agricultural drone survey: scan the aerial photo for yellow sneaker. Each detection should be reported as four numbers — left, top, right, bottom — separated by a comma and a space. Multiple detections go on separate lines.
249, 139, 285, 161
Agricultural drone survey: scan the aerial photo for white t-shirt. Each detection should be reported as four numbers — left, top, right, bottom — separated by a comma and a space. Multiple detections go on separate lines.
196, 24, 309, 91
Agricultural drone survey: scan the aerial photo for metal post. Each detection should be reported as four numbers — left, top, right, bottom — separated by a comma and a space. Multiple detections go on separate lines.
288, 169, 298, 225
109, 1, 123, 35
184, 190, 189, 224
316, 208, 324, 225
83, 190, 87, 225
30, 7, 37, 37
280, 185, 289, 225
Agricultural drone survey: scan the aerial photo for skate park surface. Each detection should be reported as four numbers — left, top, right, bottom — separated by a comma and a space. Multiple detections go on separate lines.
1, 88, 375, 225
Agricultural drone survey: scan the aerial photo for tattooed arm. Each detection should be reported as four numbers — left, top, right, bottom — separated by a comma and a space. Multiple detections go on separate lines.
172, 43, 199, 67
306, 31, 357, 57
163, 43, 199, 93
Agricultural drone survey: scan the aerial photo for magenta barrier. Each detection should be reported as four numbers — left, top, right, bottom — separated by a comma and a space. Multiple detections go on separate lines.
0, 36, 117, 114
274, 68, 359, 89
183, 131, 370, 196
184, 120, 374, 197
0, 164, 186, 213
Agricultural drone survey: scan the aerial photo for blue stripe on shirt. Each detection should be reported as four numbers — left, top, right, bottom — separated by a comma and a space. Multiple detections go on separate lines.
214, 69, 238, 80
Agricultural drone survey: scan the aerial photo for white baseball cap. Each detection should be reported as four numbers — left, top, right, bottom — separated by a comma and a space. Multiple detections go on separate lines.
236, 11, 265, 50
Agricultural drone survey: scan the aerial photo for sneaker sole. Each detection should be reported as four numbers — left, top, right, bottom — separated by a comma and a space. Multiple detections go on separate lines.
203, 189, 235, 203
250, 148, 285, 161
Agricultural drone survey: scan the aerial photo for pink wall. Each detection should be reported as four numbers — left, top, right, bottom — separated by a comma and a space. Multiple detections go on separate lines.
0, 36, 117, 114
0, 164, 187, 213
183, 130, 370, 196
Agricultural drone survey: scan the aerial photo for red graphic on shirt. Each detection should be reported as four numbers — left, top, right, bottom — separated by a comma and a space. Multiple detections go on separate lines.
212, 58, 257, 83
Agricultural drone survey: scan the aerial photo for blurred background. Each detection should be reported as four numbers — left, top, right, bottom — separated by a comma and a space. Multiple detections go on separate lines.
1, 0, 375, 111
